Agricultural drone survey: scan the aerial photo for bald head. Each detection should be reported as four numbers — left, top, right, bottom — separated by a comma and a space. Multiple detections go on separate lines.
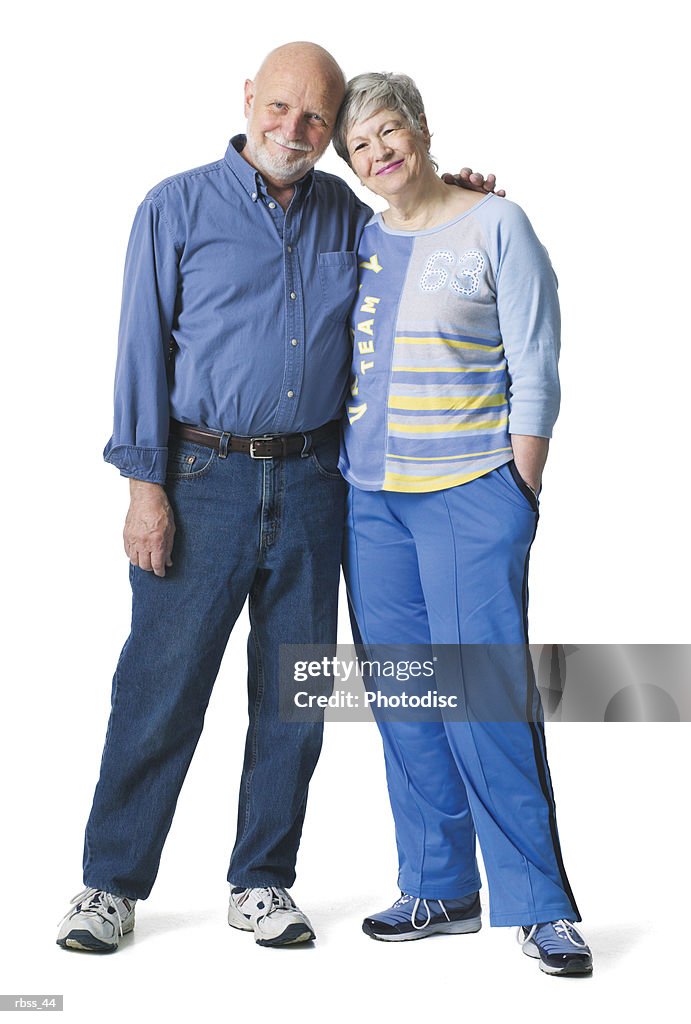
255, 42, 346, 100
242, 41, 347, 186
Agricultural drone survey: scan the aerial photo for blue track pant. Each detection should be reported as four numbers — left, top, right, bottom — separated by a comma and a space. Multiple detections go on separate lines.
344, 462, 580, 927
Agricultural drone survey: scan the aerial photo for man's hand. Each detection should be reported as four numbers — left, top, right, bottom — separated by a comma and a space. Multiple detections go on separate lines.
442, 167, 506, 197
124, 480, 175, 577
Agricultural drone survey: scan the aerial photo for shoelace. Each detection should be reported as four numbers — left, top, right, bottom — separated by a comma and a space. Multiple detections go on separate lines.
57, 887, 128, 938
236, 886, 296, 920
518, 919, 588, 951
396, 893, 451, 931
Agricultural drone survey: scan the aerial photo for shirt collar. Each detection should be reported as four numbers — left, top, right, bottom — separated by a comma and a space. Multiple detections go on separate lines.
224, 134, 315, 203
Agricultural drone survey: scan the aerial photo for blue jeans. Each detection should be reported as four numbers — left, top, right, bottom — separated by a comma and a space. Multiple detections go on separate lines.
83, 426, 346, 899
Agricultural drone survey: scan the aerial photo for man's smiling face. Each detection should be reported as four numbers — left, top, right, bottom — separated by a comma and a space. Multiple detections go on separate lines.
243, 53, 345, 186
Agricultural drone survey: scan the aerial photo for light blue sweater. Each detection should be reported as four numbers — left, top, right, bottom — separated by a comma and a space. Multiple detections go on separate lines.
339, 193, 561, 492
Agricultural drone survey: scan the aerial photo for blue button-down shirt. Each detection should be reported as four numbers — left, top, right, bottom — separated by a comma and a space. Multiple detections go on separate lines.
103, 135, 372, 483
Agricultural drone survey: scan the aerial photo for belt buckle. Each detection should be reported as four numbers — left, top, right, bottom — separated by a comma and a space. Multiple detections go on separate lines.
249, 436, 274, 459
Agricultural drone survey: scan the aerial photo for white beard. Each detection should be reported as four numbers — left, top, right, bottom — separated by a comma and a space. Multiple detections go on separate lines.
245, 131, 316, 184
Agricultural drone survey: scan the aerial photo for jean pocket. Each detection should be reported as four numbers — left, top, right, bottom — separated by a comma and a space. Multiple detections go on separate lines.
318, 251, 358, 323
166, 438, 216, 480
309, 432, 344, 481
507, 460, 539, 512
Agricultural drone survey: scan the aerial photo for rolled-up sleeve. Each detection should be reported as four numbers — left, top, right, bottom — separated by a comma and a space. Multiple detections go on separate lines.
103, 198, 180, 482
495, 204, 561, 439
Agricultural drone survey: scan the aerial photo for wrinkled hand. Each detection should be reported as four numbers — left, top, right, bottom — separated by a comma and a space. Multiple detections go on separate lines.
124, 480, 175, 577
442, 167, 506, 197
510, 435, 549, 495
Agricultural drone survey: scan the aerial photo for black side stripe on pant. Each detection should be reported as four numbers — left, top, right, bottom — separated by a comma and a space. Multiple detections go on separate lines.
521, 514, 581, 922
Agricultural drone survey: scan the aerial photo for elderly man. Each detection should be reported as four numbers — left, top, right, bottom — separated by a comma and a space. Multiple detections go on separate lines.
57, 41, 497, 952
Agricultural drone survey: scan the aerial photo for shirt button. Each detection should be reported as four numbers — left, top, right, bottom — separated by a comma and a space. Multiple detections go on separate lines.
287, 390, 295, 398
251, 192, 257, 200
268, 201, 276, 209
291, 338, 298, 347
287, 245, 293, 253
290, 291, 297, 300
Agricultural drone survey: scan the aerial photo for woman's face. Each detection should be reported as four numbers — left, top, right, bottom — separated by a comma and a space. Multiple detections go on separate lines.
345, 107, 431, 200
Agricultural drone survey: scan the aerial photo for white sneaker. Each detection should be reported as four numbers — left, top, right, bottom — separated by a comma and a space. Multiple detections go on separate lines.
57, 887, 137, 952
228, 886, 315, 947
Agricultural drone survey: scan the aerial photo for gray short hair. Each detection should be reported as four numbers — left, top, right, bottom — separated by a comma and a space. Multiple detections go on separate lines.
333, 72, 436, 169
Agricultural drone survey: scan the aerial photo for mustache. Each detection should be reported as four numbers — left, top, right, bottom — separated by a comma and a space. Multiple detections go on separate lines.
264, 131, 313, 153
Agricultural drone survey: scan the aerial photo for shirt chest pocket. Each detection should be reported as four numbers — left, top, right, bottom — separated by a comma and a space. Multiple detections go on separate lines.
318, 251, 358, 323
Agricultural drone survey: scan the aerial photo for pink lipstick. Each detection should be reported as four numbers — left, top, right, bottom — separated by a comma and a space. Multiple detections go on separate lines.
376, 160, 404, 176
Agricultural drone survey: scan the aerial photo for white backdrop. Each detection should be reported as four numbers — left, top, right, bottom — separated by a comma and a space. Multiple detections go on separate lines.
1, 1, 688, 1020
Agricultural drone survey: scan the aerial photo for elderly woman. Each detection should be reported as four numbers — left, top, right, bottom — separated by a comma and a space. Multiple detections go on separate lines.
333, 73, 592, 976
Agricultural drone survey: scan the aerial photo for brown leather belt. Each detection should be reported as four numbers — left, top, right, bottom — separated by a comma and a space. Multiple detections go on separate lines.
169, 418, 339, 459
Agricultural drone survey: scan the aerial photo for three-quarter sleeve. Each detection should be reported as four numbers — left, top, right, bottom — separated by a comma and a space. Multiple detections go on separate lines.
494, 204, 561, 438
103, 198, 180, 482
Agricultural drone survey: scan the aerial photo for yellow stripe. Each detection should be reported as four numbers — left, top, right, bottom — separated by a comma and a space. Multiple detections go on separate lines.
384, 468, 489, 490
386, 447, 512, 462
395, 336, 503, 353
392, 365, 505, 373
388, 394, 506, 411
388, 416, 508, 434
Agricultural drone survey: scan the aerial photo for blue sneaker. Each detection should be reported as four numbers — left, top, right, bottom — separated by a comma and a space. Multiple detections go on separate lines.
363, 891, 481, 942
519, 920, 593, 975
